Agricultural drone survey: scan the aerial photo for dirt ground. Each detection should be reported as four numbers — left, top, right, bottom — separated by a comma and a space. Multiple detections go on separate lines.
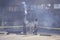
0, 34, 60, 40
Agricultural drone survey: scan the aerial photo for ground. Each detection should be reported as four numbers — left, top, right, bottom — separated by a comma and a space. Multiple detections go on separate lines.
0, 34, 60, 40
